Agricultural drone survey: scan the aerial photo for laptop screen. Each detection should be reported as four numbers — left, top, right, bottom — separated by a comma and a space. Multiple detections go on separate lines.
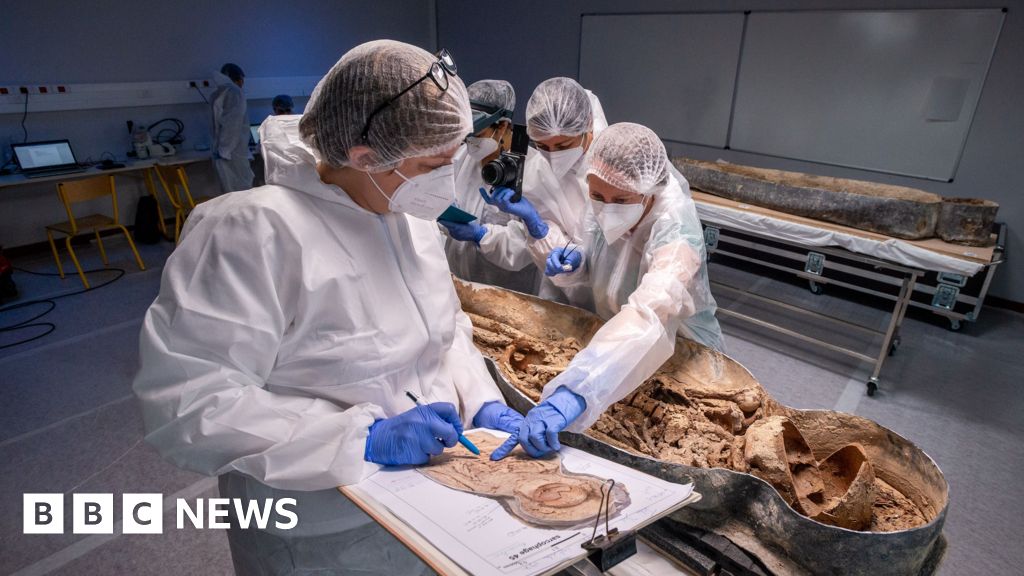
250, 125, 261, 145
13, 141, 77, 171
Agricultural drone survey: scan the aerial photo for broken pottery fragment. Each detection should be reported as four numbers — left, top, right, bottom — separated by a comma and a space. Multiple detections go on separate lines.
743, 416, 825, 516
814, 444, 876, 531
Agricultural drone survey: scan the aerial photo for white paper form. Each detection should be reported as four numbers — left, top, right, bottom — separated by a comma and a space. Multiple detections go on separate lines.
350, 430, 695, 576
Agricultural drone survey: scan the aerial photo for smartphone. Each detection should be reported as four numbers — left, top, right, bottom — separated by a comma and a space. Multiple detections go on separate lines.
437, 205, 478, 224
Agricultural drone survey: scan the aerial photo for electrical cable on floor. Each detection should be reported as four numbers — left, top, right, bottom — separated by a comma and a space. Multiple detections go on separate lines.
0, 266, 126, 350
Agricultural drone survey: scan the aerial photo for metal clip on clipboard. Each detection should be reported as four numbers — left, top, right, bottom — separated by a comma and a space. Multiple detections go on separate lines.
582, 479, 636, 572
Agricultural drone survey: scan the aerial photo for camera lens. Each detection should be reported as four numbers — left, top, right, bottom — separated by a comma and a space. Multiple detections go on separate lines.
481, 161, 504, 186
483, 158, 514, 186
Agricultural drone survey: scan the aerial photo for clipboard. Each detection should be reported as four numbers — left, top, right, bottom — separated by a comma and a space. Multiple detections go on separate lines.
341, 484, 702, 576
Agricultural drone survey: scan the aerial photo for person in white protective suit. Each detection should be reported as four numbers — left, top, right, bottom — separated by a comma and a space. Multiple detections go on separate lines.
211, 63, 255, 192
479, 77, 608, 302
134, 41, 529, 575
438, 79, 538, 294
491, 122, 723, 461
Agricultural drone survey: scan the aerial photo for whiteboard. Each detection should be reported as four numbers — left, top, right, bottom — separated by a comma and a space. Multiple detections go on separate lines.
729, 10, 1004, 181
579, 13, 745, 147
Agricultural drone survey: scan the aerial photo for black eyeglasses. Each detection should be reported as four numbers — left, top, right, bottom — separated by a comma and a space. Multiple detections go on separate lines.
360, 49, 458, 143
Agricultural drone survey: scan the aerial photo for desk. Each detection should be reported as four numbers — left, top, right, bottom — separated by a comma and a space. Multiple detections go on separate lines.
0, 150, 211, 189
693, 190, 1007, 395
0, 151, 213, 242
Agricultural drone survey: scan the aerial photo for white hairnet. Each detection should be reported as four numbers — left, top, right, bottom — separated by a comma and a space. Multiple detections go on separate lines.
468, 79, 515, 112
526, 77, 593, 140
299, 40, 471, 171
586, 123, 669, 196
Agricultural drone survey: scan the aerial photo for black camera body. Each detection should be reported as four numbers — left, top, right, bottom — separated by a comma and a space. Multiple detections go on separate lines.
481, 123, 529, 202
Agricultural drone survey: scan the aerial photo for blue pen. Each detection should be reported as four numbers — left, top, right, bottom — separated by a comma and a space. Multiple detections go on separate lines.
405, 391, 481, 456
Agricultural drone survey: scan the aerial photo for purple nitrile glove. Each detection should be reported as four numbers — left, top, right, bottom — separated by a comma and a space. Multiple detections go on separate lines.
364, 402, 464, 466
545, 246, 582, 276
478, 187, 548, 239
439, 219, 487, 245
472, 401, 524, 435
490, 386, 586, 461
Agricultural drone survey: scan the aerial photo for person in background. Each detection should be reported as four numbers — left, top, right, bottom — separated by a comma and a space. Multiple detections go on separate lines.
135, 41, 525, 574
272, 94, 294, 115
492, 122, 723, 461
439, 79, 538, 294
480, 77, 608, 302
211, 62, 255, 192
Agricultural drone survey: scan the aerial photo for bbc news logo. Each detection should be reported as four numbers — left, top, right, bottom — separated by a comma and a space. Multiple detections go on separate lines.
24, 494, 297, 534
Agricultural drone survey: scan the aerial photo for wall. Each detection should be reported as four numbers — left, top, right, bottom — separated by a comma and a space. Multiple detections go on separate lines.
438, 0, 1022, 302
0, 0, 433, 249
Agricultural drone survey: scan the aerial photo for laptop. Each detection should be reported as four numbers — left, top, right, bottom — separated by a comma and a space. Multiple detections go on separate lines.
12, 140, 87, 179
250, 124, 261, 145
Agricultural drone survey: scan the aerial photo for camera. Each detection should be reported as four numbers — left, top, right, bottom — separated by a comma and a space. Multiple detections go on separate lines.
481, 123, 529, 202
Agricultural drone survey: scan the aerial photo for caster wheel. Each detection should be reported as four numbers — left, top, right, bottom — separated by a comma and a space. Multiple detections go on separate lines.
809, 281, 824, 295
888, 336, 901, 356
866, 381, 878, 396
948, 319, 962, 332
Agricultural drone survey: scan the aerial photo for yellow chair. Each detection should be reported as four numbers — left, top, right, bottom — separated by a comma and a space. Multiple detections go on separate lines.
152, 165, 212, 243
45, 175, 146, 288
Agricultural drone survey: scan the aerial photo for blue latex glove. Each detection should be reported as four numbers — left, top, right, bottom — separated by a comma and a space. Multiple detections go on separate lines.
545, 246, 582, 277
478, 187, 549, 239
439, 219, 487, 244
491, 386, 587, 461
364, 403, 464, 466
472, 401, 525, 436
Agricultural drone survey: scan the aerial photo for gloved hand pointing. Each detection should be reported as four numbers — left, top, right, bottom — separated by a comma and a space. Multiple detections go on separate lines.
491, 386, 586, 460
479, 187, 549, 239
545, 246, 582, 277
473, 401, 525, 437
364, 402, 464, 466
439, 219, 487, 244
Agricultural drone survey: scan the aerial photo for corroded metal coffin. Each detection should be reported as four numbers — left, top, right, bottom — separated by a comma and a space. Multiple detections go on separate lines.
937, 198, 999, 246
674, 158, 943, 240
456, 280, 948, 576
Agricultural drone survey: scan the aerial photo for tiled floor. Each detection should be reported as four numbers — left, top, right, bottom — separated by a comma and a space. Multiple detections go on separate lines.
1, 238, 1021, 575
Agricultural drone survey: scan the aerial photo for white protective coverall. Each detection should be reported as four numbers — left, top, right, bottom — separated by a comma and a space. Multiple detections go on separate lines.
445, 144, 538, 294
522, 90, 608, 301
134, 115, 502, 574
544, 174, 723, 431
211, 71, 255, 192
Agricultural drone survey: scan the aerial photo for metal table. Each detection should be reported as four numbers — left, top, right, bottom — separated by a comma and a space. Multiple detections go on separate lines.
693, 191, 1005, 396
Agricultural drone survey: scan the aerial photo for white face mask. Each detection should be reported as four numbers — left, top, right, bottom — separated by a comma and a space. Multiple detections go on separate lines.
592, 199, 647, 243
368, 164, 455, 221
465, 136, 499, 160
540, 146, 585, 179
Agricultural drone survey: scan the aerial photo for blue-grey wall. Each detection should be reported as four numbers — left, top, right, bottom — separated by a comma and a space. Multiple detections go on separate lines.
439, 0, 1023, 302
0, 0, 434, 249
1, 0, 432, 82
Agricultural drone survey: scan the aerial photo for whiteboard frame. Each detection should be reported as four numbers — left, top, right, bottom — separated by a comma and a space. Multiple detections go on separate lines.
577, 8, 1007, 182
